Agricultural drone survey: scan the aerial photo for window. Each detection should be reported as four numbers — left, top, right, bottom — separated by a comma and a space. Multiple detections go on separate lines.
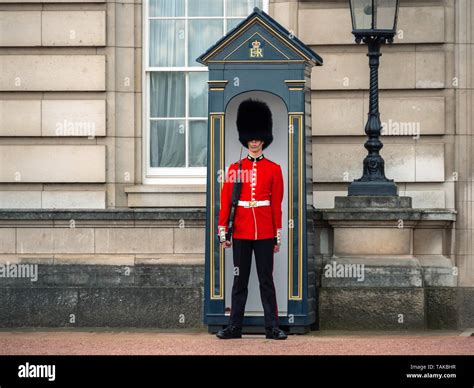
144, 0, 268, 184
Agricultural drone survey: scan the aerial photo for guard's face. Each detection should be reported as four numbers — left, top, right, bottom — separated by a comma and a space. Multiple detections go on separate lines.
247, 139, 264, 152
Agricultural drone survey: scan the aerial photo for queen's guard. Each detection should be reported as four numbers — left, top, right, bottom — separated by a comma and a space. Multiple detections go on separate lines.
216, 99, 287, 340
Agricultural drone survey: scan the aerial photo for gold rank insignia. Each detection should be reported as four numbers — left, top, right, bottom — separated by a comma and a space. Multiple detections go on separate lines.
249, 40, 263, 58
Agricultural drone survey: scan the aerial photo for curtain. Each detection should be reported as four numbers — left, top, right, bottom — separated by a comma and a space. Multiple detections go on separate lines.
149, 0, 184, 17
226, 0, 262, 17
188, 0, 223, 16
149, 19, 185, 67
150, 72, 186, 167
189, 19, 222, 67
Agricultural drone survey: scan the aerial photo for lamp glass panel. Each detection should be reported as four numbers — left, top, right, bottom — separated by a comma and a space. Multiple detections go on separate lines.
375, 0, 397, 30
350, 0, 373, 30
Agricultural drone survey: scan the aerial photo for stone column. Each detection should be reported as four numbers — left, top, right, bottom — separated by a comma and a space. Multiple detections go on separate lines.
455, 0, 474, 286
453, 0, 474, 328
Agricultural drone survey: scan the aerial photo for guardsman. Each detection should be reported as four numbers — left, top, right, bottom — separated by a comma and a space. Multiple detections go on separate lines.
216, 99, 287, 340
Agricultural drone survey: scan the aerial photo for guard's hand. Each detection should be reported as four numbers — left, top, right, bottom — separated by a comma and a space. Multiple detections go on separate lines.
273, 244, 280, 253
221, 240, 232, 248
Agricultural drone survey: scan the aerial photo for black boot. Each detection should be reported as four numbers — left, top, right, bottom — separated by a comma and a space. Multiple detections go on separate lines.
216, 325, 242, 339
265, 327, 287, 340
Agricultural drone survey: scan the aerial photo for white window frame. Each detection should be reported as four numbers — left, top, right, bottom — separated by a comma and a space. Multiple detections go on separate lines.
143, 0, 269, 185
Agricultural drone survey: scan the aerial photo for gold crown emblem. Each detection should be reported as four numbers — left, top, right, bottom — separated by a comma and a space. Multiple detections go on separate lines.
251, 40, 261, 49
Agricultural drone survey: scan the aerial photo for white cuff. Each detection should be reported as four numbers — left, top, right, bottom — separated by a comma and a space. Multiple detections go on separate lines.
218, 226, 227, 243
275, 229, 282, 246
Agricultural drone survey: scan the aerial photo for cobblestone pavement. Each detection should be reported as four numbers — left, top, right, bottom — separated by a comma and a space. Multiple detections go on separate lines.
0, 329, 472, 355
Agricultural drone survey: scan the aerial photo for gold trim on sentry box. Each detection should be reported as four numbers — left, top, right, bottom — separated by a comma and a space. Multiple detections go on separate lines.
210, 113, 225, 300
288, 113, 303, 301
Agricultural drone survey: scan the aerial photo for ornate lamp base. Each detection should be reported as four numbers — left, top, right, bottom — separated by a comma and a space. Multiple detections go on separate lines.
348, 180, 398, 196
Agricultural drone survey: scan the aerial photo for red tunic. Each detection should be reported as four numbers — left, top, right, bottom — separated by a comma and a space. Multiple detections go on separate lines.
217, 154, 283, 240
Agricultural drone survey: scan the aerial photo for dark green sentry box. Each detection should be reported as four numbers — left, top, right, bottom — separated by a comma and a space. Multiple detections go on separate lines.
197, 7, 323, 334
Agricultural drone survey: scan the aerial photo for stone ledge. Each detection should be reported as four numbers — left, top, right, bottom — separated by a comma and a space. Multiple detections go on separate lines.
318, 208, 456, 222
320, 255, 456, 288
335, 196, 412, 209
0, 254, 204, 266
0, 261, 205, 288
0, 208, 207, 221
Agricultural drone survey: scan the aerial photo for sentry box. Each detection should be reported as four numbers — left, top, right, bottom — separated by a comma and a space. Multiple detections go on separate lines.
197, 8, 323, 334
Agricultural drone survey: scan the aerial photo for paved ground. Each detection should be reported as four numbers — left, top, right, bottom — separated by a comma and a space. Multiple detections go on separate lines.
0, 329, 472, 355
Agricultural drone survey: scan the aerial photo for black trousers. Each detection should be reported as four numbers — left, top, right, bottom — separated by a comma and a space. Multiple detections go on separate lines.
229, 238, 279, 328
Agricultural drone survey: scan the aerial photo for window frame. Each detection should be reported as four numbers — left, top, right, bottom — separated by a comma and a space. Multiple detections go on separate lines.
143, 0, 269, 185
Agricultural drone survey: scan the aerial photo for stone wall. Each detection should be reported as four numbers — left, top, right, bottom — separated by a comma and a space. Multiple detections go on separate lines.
0, 2, 460, 209
0, 0, 140, 209
0, 0, 472, 329
0, 209, 205, 327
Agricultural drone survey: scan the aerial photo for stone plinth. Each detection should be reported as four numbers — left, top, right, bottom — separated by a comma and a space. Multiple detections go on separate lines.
316, 196, 457, 330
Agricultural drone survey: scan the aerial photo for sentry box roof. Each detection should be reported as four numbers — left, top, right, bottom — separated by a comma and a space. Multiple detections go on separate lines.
197, 7, 323, 67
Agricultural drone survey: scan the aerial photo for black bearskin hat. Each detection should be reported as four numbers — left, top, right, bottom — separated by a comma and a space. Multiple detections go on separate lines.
236, 99, 273, 149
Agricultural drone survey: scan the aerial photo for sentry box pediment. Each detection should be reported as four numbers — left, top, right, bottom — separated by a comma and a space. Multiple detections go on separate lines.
197, 8, 323, 66
199, 8, 323, 334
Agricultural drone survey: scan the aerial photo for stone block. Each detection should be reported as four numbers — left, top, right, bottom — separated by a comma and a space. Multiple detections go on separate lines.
0, 191, 42, 208
333, 227, 412, 256
373, 97, 446, 137
42, 11, 106, 46
0, 11, 41, 46
416, 51, 445, 89
42, 191, 106, 209
0, 229, 16, 254
0, 55, 105, 91
115, 137, 135, 184
16, 228, 95, 254
115, 93, 135, 137
0, 288, 78, 327
425, 288, 458, 329
174, 227, 205, 254
415, 144, 445, 182
319, 288, 425, 330
0, 145, 106, 183
94, 228, 174, 254
313, 144, 416, 183
414, 229, 444, 255
42, 100, 106, 137
313, 98, 364, 136
299, 6, 445, 45
312, 52, 416, 90
76, 287, 202, 327
0, 100, 41, 136
115, 4, 135, 47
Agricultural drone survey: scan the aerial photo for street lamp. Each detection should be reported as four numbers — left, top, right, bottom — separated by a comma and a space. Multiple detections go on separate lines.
348, 0, 400, 196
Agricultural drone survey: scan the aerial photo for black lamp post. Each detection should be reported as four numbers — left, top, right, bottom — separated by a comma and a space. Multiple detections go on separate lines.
348, 0, 400, 196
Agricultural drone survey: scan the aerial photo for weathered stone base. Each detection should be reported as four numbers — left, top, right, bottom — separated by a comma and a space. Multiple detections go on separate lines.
2, 263, 473, 330
426, 287, 474, 330
318, 287, 474, 330
0, 264, 204, 328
